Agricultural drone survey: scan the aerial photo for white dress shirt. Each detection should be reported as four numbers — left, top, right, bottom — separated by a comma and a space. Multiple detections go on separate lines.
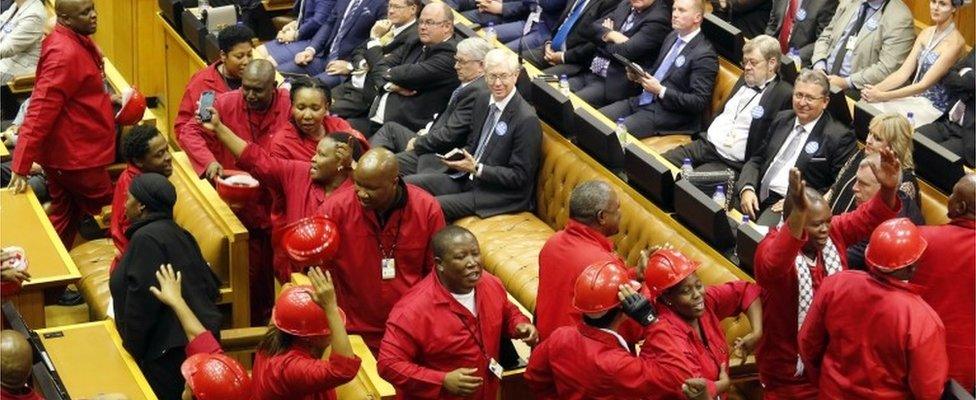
766, 113, 822, 196
707, 76, 775, 162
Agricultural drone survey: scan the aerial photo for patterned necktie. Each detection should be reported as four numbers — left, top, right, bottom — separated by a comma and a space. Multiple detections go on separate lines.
551, 0, 588, 49
760, 125, 805, 200
638, 37, 684, 106
778, 0, 797, 53
328, 0, 364, 56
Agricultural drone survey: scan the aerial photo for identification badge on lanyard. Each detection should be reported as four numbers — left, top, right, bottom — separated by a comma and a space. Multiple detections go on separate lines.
381, 258, 396, 280
488, 358, 503, 379
846, 35, 858, 51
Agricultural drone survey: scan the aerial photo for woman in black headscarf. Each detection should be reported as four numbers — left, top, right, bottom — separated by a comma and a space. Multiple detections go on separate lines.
109, 173, 221, 400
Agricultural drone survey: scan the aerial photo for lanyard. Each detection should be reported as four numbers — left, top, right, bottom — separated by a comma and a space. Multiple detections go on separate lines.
375, 211, 403, 259
734, 86, 764, 116
453, 308, 491, 362
914, 23, 955, 84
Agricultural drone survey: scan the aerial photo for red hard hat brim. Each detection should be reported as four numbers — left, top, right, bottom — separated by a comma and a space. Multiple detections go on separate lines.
272, 303, 347, 337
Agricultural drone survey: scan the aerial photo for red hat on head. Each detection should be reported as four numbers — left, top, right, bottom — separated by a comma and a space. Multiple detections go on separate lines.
180, 353, 252, 400
865, 218, 927, 272
573, 260, 630, 314
272, 285, 346, 337
643, 249, 700, 298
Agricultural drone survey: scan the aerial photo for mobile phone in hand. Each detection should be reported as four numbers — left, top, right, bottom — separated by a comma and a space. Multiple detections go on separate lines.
437, 148, 466, 162
198, 91, 216, 122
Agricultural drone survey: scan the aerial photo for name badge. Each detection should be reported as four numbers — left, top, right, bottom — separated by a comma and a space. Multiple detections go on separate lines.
846, 35, 858, 51
488, 358, 504, 379
381, 258, 396, 280
675, 55, 686, 68
804, 141, 820, 154
751, 105, 765, 119
495, 121, 508, 136
795, 9, 807, 21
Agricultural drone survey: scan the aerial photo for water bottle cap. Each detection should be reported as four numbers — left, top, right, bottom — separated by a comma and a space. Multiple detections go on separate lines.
742, 215, 750, 222
907, 112, 914, 117
560, 74, 567, 79
488, 22, 494, 26
617, 118, 625, 123
716, 185, 725, 192
683, 158, 691, 164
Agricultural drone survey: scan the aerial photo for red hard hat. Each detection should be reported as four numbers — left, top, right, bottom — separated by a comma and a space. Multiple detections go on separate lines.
573, 260, 630, 314
215, 170, 260, 208
644, 249, 700, 297
181, 353, 252, 400
865, 218, 928, 272
280, 216, 340, 268
272, 285, 346, 337
115, 87, 147, 126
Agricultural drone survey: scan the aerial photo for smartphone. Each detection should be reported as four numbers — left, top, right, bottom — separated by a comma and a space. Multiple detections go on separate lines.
198, 91, 216, 122
437, 148, 466, 162
536, 74, 560, 82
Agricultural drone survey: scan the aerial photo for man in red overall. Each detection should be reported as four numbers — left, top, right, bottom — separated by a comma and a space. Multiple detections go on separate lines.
753, 148, 901, 399
8, 0, 114, 249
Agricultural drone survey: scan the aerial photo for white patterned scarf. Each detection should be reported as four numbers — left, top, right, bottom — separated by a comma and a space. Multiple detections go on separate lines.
794, 237, 843, 376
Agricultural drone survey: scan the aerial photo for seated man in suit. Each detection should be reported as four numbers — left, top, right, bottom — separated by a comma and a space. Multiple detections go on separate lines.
810, 0, 914, 97
663, 35, 794, 175
277, 0, 388, 88
597, 0, 718, 138
572, 0, 672, 107
711, 0, 772, 38
522, 0, 617, 76
765, 0, 838, 66
367, 3, 461, 134
405, 49, 542, 221
330, 0, 421, 132
370, 37, 492, 175
917, 49, 974, 168
737, 69, 857, 225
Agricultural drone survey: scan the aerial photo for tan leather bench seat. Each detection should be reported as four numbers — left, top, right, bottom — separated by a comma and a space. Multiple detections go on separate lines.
458, 127, 755, 347
70, 151, 252, 327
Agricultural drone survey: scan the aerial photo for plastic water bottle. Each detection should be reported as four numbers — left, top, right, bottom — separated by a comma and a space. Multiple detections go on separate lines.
741, 214, 750, 224
484, 22, 497, 43
788, 48, 801, 72
712, 185, 727, 209
615, 118, 628, 149
681, 158, 693, 177
558, 74, 570, 96
198, 0, 210, 11
907, 112, 916, 128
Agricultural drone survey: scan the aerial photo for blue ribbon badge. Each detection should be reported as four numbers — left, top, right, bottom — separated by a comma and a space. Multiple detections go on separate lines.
751, 105, 765, 119
675, 55, 686, 68
804, 141, 820, 155
495, 121, 508, 136
796, 8, 807, 21
866, 17, 879, 31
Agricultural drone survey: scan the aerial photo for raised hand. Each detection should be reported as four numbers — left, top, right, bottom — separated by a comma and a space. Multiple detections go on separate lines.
871, 146, 902, 191
308, 266, 338, 310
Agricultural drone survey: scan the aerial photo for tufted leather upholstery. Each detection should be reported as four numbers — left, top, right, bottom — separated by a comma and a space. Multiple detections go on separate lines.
640, 59, 742, 160
458, 128, 756, 346
70, 151, 252, 327
920, 182, 950, 225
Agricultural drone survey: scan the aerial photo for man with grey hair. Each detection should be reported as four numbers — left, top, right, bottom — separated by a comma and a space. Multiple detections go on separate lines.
663, 35, 794, 181
370, 37, 493, 174
405, 49, 541, 222
535, 179, 628, 341
736, 68, 856, 225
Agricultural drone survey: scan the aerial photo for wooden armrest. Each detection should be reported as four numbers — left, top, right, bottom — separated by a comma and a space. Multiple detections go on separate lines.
218, 327, 269, 353
7, 74, 36, 94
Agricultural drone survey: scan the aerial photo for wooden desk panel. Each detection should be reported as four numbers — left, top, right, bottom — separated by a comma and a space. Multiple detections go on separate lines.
37, 320, 157, 400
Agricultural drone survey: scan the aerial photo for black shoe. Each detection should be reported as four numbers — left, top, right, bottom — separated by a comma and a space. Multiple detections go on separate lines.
57, 289, 85, 306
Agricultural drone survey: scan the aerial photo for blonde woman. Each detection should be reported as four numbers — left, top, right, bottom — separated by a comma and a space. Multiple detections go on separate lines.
827, 113, 918, 215
860, 0, 966, 126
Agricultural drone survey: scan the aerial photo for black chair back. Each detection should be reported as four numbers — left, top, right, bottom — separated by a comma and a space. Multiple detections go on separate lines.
625, 144, 676, 210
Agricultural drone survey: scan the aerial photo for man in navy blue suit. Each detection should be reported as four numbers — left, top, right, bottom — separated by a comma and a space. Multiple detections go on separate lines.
598, 0, 718, 138
276, 0, 388, 87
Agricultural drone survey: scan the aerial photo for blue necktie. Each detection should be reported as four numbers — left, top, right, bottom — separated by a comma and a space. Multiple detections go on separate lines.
638, 37, 684, 106
328, 0, 363, 57
551, 0, 588, 50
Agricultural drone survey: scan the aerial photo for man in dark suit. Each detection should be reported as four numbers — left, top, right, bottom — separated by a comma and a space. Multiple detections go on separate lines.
277, 0, 388, 87
664, 35, 794, 174
405, 49, 542, 221
370, 37, 493, 175
765, 0, 838, 65
572, 0, 672, 107
330, 0, 420, 132
737, 69, 857, 225
367, 3, 461, 134
598, 0, 718, 138
917, 49, 975, 168
522, 0, 617, 76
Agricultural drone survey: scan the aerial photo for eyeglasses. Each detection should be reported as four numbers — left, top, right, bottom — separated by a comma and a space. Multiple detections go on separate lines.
486, 72, 514, 82
793, 92, 826, 102
419, 19, 449, 26
742, 58, 770, 68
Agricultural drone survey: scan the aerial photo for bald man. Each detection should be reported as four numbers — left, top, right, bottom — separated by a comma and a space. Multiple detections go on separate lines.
912, 174, 976, 390
0, 330, 41, 400
182, 58, 292, 325
8, 0, 115, 249
318, 148, 446, 352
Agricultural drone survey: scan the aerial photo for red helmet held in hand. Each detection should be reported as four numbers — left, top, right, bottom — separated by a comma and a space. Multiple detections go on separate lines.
280, 216, 340, 268
215, 170, 260, 208
272, 285, 346, 337
865, 218, 928, 272
574, 260, 630, 314
644, 249, 700, 298
115, 87, 147, 126
180, 353, 252, 400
